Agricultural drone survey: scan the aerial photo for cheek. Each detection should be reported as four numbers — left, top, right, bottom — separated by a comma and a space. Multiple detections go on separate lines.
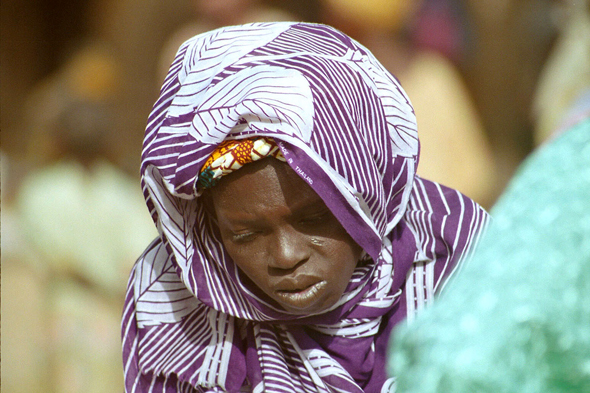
325, 240, 362, 285
223, 241, 269, 285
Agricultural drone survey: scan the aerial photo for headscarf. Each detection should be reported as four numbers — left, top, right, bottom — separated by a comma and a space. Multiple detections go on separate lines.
122, 22, 488, 392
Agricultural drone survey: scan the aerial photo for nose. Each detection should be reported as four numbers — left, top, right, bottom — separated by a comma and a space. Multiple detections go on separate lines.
268, 226, 311, 271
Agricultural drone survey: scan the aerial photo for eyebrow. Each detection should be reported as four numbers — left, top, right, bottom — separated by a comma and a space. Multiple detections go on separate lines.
218, 193, 329, 223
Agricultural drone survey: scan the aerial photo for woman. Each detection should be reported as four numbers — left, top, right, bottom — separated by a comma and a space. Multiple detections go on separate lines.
122, 22, 488, 392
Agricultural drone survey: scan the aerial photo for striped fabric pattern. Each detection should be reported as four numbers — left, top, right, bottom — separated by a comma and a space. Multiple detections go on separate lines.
122, 22, 489, 392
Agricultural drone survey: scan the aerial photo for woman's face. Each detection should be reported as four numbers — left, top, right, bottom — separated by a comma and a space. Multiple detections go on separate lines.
208, 158, 363, 315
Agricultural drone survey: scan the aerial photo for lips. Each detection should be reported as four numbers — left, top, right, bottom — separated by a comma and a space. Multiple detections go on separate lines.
274, 276, 328, 311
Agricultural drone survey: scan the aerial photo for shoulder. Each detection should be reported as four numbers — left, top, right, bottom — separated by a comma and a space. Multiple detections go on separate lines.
407, 176, 489, 228
403, 176, 490, 267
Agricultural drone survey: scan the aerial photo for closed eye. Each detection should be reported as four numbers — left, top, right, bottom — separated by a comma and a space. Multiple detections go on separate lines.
231, 231, 259, 243
298, 210, 330, 225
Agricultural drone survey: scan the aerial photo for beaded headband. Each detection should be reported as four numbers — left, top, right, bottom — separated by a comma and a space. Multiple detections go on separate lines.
198, 137, 285, 189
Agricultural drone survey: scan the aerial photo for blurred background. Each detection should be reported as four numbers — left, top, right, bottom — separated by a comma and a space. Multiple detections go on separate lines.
1, 0, 588, 391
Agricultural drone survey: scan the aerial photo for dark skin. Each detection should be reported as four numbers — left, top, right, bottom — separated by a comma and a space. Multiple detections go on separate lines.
206, 157, 363, 315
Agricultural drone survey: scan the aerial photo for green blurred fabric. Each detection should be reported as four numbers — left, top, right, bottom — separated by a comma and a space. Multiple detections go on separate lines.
389, 118, 590, 393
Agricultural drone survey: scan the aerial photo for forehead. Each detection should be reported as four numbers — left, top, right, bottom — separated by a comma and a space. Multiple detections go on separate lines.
208, 157, 321, 212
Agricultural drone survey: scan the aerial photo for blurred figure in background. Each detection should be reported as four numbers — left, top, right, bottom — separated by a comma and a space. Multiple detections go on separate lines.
320, 0, 498, 208
3, 41, 157, 393
18, 41, 157, 293
532, 0, 590, 145
461, 0, 557, 188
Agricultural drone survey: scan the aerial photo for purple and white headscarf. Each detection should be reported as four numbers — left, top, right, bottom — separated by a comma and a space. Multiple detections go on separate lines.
122, 22, 488, 392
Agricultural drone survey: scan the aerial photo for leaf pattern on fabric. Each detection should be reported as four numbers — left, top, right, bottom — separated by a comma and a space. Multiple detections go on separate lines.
190, 65, 314, 144
162, 24, 293, 135
134, 241, 198, 328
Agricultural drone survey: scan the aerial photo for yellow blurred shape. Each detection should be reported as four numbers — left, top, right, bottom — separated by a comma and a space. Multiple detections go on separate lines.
323, 0, 419, 31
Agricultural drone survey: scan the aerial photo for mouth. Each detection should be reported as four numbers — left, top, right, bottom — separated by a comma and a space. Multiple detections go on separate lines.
274, 280, 328, 311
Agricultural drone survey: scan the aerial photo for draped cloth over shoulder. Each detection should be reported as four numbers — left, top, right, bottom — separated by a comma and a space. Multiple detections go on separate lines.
122, 22, 489, 392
